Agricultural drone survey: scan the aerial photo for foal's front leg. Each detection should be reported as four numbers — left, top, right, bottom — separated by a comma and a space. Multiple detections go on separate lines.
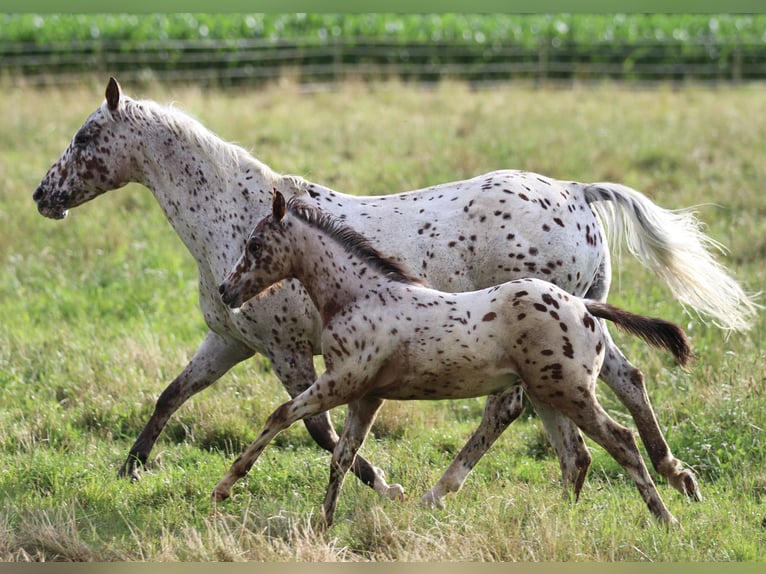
322, 397, 385, 527
211, 372, 349, 502
269, 344, 403, 501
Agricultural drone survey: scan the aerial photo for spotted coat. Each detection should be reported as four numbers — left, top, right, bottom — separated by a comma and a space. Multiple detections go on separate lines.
215, 193, 692, 527
33, 78, 751, 502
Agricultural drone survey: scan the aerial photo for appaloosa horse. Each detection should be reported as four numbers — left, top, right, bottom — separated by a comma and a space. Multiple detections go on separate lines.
215, 191, 692, 527
33, 77, 754, 502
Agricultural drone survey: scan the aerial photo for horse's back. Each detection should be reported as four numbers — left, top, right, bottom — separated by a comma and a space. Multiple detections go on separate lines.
313, 170, 605, 296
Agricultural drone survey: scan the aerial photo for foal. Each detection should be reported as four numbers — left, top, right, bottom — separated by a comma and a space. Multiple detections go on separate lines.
215, 191, 692, 527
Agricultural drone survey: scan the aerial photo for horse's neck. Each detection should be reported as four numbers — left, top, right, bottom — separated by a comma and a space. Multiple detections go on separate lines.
132, 112, 281, 281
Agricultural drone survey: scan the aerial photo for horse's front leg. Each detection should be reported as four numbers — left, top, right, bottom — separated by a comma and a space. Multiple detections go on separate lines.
269, 345, 404, 501
119, 330, 254, 480
211, 372, 352, 503
321, 397, 385, 527
421, 386, 524, 508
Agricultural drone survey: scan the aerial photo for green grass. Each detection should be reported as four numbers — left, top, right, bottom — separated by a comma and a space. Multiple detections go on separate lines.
0, 78, 764, 561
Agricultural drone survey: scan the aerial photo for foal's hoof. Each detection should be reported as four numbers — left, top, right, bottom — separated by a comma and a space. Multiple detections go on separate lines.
673, 470, 702, 502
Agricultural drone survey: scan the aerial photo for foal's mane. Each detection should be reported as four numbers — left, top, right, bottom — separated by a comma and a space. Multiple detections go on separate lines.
286, 197, 426, 286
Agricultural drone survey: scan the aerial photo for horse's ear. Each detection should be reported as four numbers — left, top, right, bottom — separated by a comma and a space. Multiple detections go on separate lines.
272, 189, 286, 222
106, 77, 121, 112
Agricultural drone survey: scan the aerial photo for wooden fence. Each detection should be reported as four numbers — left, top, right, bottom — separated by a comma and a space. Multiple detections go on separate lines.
3, 36, 765, 87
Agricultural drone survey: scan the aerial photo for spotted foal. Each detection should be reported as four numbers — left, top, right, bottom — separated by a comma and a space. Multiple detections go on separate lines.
215, 192, 692, 527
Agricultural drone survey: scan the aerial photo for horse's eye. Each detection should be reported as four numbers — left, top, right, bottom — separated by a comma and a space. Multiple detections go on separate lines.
74, 131, 92, 147
247, 240, 261, 255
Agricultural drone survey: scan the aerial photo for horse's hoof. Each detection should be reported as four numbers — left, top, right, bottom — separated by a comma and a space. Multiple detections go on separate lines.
386, 483, 405, 502
677, 471, 702, 502
211, 488, 230, 503
418, 490, 445, 509
117, 465, 142, 482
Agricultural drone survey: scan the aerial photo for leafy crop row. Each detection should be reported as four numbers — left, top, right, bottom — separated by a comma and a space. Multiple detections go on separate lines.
2, 14, 766, 84
2, 14, 765, 46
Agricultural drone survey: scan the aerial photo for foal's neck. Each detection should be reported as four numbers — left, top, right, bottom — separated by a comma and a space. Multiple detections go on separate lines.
289, 219, 405, 323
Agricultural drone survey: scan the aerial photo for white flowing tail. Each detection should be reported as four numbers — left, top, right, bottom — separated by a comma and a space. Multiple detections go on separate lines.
581, 181, 759, 332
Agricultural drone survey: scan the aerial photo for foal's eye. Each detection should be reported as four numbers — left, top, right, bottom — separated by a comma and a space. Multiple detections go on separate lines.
247, 240, 261, 256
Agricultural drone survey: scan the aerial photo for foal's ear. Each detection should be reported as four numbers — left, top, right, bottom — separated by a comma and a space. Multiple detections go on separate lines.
105, 77, 122, 112
272, 189, 287, 222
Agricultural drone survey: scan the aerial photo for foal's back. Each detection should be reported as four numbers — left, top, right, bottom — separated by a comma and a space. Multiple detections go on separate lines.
326, 277, 602, 402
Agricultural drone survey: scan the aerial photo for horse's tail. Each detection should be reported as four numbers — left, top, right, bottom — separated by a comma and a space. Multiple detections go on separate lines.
579, 181, 759, 332
584, 300, 692, 368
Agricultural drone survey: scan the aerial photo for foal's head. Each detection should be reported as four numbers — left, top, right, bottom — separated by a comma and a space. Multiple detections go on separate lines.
219, 190, 426, 309
219, 190, 293, 309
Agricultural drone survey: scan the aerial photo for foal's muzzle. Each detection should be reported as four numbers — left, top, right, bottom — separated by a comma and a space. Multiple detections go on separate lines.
218, 282, 242, 309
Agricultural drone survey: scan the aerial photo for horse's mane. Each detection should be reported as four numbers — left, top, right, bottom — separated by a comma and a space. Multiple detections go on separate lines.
108, 96, 283, 187
286, 197, 426, 286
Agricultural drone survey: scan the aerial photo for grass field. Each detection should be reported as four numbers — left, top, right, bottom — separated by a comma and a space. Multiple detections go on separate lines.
0, 77, 765, 561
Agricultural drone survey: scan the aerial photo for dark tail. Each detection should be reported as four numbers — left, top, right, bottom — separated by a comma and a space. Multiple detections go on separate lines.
584, 300, 693, 368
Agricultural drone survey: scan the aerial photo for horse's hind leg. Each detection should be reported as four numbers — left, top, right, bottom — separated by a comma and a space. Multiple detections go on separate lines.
119, 330, 254, 480
599, 333, 701, 501
322, 397, 385, 527
421, 386, 591, 508
421, 386, 524, 508
560, 395, 677, 526
584, 258, 700, 501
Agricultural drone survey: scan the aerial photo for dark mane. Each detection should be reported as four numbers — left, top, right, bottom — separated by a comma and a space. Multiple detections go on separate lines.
286, 197, 426, 286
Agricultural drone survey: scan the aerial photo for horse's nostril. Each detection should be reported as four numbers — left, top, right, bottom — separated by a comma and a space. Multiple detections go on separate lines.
218, 283, 225, 295
33, 186, 43, 201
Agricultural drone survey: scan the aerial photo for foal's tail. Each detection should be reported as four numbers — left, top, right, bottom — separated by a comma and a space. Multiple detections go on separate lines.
579, 181, 759, 332
585, 300, 692, 368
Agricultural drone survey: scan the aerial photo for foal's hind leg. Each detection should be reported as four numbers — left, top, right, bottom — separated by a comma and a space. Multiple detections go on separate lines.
525, 394, 592, 501
557, 394, 677, 526
599, 332, 701, 501
322, 397, 385, 527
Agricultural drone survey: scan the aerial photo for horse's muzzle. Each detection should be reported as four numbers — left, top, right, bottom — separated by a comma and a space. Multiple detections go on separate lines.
33, 186, 68, 220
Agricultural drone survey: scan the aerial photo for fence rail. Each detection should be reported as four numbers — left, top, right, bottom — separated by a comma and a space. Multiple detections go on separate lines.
3, 36, 765, 87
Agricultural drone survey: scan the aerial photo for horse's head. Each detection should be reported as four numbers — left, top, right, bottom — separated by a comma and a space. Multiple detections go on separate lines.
33, 77, 134, 219
219, 190, 291, 309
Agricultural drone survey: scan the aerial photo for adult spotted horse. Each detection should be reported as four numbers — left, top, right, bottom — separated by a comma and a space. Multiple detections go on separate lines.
33, 77, 756, 505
